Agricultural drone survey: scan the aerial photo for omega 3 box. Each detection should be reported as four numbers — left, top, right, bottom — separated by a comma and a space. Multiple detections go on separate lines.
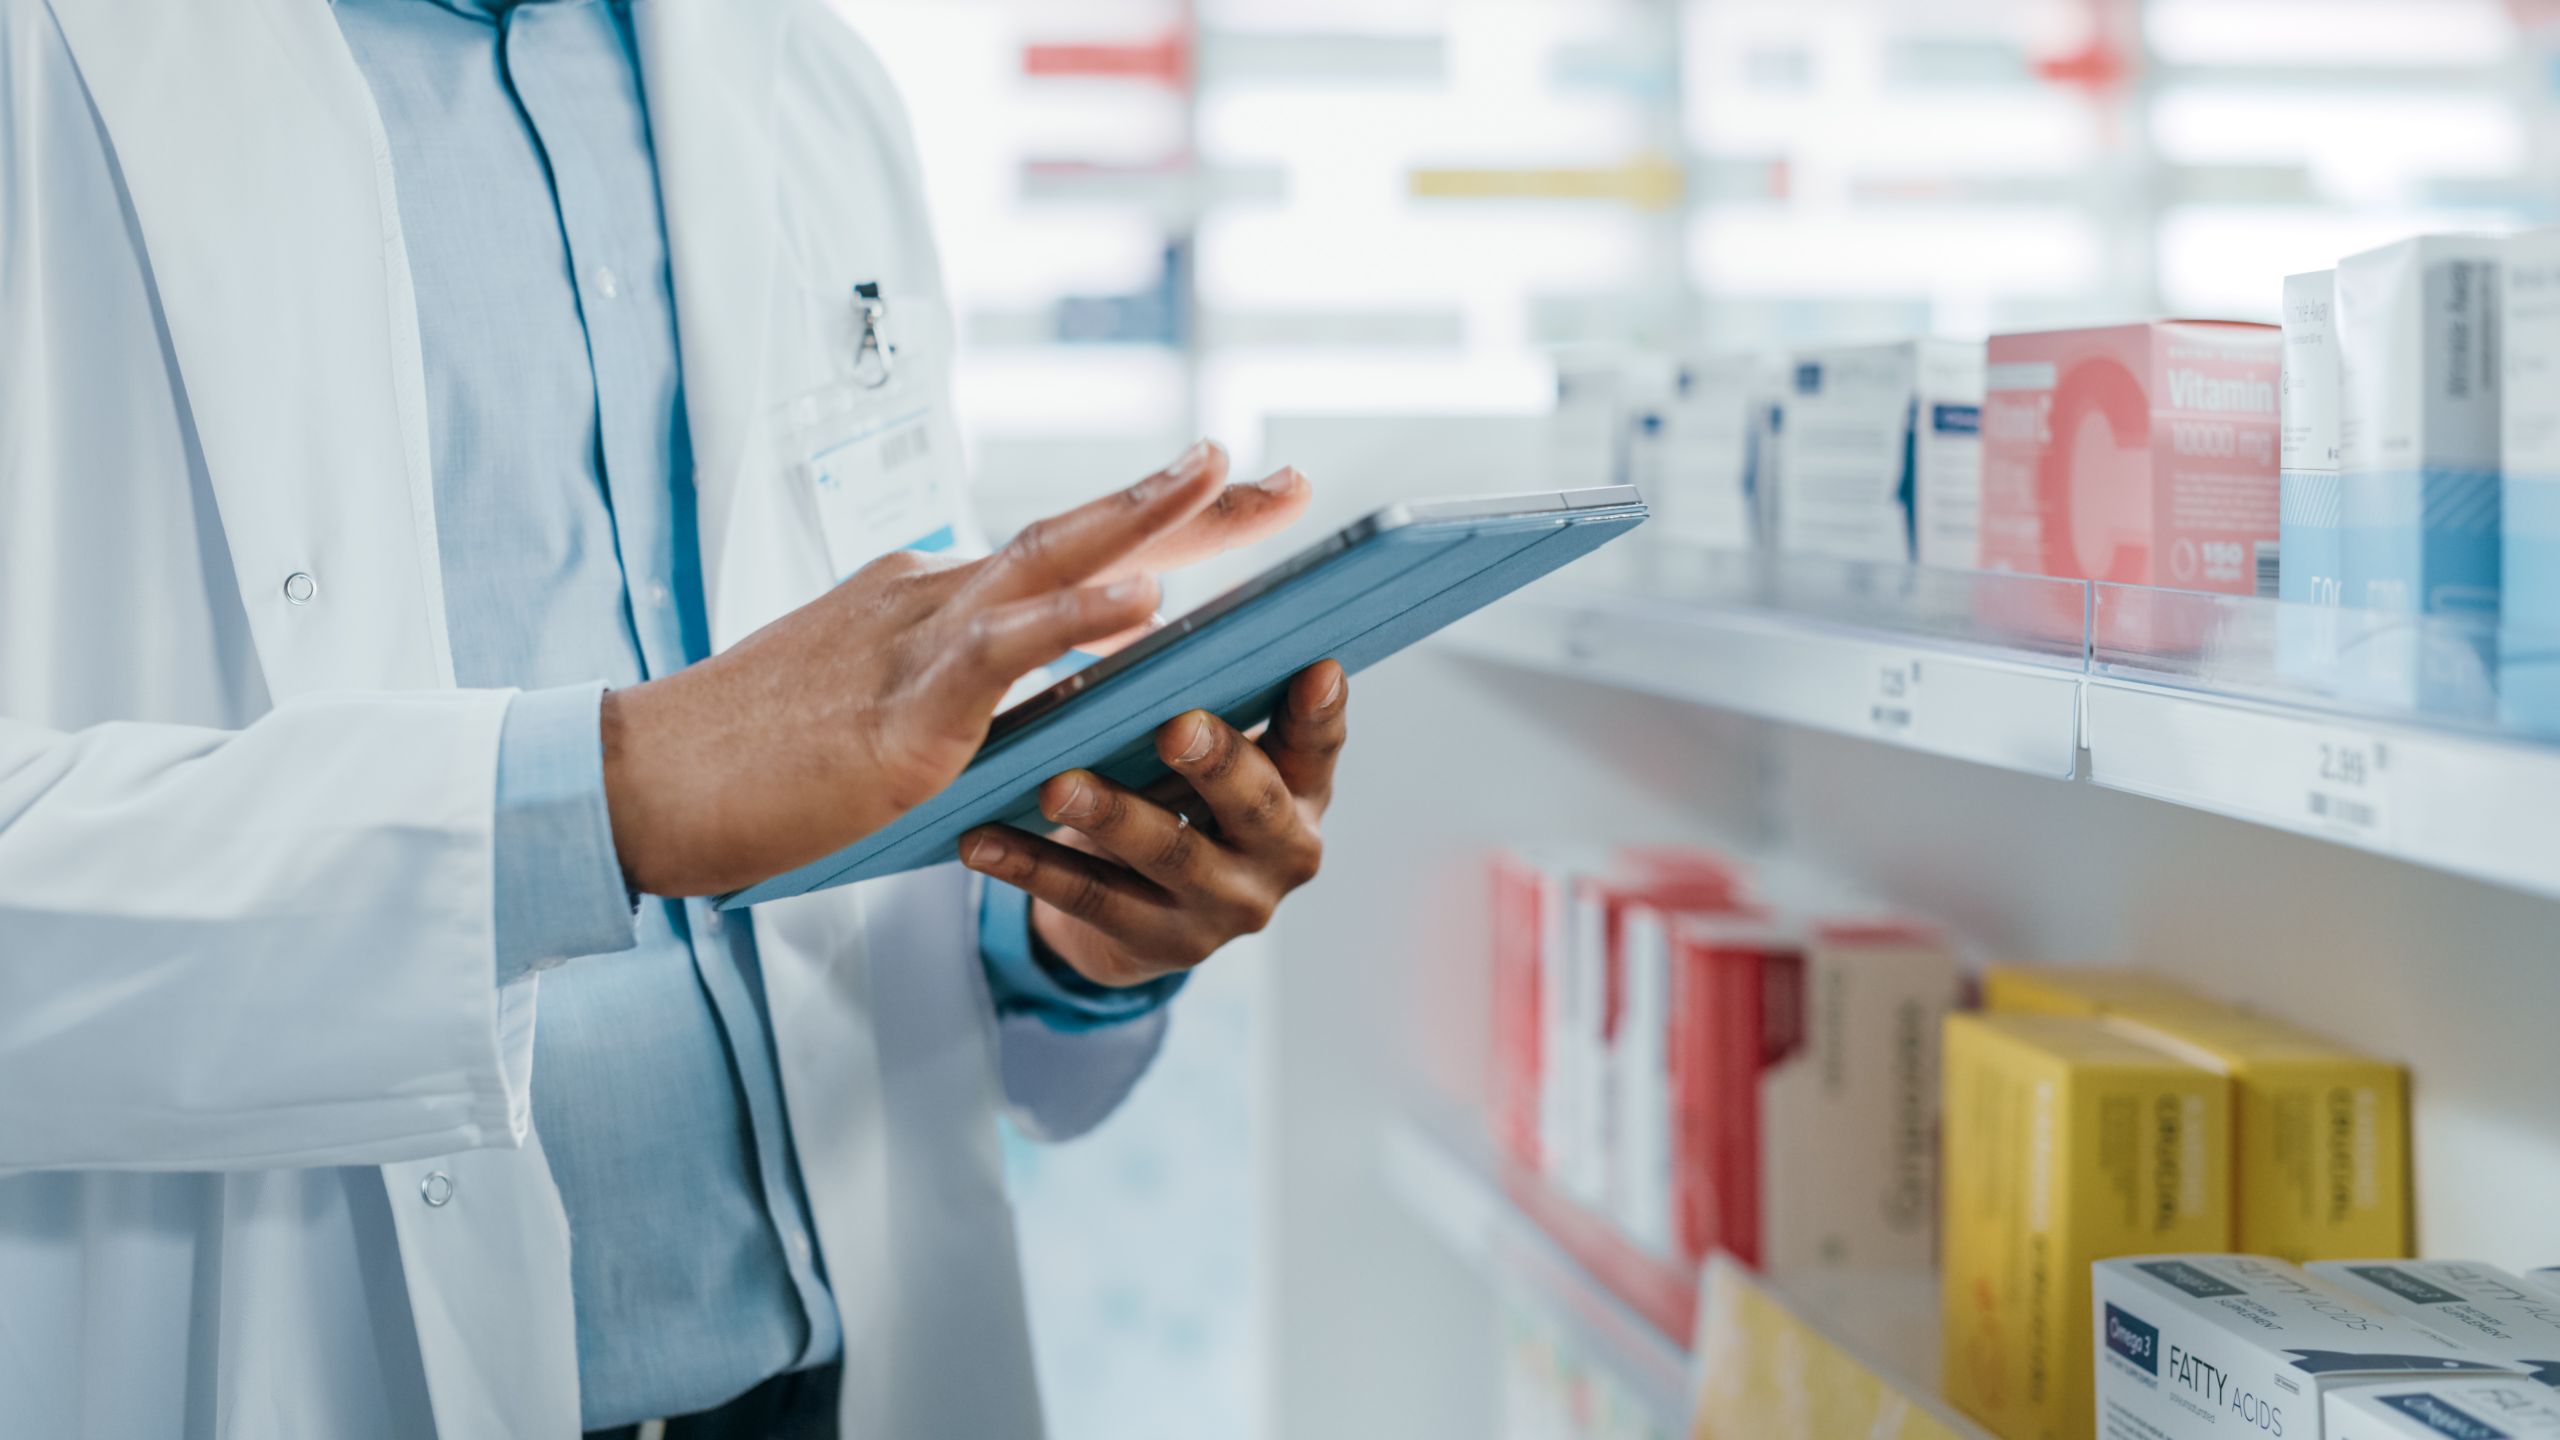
2311, 1262, 2560, 1385
1942, 1015, 2232, 1440
2333, 1379, 2560, 1439
2109, 1010, 2412, 1264
2095, 1255, 2516, 1440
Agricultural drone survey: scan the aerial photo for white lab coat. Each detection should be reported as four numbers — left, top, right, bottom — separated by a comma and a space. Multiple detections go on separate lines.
0, 0, 1168, 1435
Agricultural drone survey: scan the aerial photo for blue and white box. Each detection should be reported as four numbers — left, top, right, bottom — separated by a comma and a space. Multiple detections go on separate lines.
2285, 269, 2346, 675
2337, 235, 2505, 708
2095, 1255, 2518, 1440
1775, 339, 1984, 569
2332, 1380, 2560, 1439
2313, 1261, 2560, 1388
2502, 227, 2560, 736
1647, 352, 1764, 552
2337, 236, 2504, 619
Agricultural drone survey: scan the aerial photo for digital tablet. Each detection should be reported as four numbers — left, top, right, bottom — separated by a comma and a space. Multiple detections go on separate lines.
718, 485, 1647, 908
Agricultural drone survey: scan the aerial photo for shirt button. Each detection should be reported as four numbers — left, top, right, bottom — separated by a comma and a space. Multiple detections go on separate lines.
420, 1171, 455, 1208
282, 571, 318, 606
787, 1232, 813, 1265
594, 265, 621, 301
646, 580, 672, 609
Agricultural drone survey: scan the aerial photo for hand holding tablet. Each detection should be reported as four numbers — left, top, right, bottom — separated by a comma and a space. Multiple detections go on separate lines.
718, 485, 1647, 909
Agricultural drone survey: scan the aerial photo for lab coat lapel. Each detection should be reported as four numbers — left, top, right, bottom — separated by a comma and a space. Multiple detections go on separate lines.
639, 0, 788, 638
44, 0, 453, 695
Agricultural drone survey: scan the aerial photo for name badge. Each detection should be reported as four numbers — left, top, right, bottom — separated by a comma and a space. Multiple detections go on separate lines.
801, 376, 956, 581
780, 281, 963, 580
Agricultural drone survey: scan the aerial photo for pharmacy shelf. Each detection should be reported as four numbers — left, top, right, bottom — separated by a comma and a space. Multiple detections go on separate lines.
1440, 551, 2560, 905
1437, 554, 2088, 780
1378, 1119, 1694, 1430
2084, 680, 2560, 901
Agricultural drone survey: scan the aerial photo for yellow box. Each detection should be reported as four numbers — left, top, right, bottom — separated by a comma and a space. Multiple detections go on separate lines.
2106, 1007, 2411, 1263
1940, 1014, 2231, 1440
1979, 965, 2212, 1019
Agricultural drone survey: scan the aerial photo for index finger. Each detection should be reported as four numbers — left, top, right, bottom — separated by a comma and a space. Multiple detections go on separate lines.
972, 442, 1229, 603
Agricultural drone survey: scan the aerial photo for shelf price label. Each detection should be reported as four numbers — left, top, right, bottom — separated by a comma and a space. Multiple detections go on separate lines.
1869, 658, 1920, 739
2301, 729, 2393, 845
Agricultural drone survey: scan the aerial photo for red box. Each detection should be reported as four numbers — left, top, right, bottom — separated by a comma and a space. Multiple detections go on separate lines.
1980, 321, 2281, 594
1667, 917, 1958, 1271
1485, 847, 1749, 1182
1669, 917, 1806, 1267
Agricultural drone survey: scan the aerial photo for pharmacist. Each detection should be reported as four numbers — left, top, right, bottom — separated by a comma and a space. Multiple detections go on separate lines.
0, 3, 1349, 1437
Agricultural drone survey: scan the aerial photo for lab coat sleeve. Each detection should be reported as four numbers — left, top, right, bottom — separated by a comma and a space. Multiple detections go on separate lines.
0, 690, 543, 1174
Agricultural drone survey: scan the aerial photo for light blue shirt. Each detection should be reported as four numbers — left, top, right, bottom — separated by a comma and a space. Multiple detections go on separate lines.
333, 0, 1179, 1427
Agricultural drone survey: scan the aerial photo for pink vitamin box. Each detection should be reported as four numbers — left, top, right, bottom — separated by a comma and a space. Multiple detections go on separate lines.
1980, 320, 2281, 596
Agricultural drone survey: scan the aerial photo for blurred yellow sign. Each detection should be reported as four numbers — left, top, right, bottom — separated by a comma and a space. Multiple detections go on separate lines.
1408, 152, 1684, 211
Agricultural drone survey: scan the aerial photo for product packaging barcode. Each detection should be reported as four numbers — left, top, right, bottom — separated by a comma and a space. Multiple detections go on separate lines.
2255, 541, 2281, 599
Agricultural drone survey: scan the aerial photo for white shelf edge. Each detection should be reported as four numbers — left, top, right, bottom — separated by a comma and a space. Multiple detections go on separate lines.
1439, 585, 2560, 905
1377, 1119, 1695, 1429
2085, 678, 2560, 903
1439, 590, 2085, 780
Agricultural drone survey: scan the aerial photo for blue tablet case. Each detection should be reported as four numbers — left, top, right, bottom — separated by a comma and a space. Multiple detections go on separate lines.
719, 492, 1645, 908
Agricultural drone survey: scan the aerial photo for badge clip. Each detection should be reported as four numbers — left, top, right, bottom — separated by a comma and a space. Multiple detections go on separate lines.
852, 281, 897, 389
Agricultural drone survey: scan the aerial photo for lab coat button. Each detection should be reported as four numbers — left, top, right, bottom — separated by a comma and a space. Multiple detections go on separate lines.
646, 580, 671, 609
420, 1172, 455, 1208
282, 572, 317, 605
594, 266, 621, 301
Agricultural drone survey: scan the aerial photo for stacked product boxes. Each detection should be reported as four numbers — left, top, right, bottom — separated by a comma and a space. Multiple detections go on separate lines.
2092, 1256, 2518, 1440
1484, 848, 1957, 1278
1550, 222, 2560, 732
1982, 966, 2413, 1265
1944, 968, 2418, 1440
2083, 1258, 2560, 1439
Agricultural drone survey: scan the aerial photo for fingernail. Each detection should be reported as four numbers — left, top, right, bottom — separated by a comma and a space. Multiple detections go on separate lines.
1167, 441, 1213, 481
966, 833, 1009, 868
1106, 576, 1153, 604
1173, 712, 1215, 764
1318, 667, 1347, 710
1053, 775, 1097, 821
1254, 467, 1303, 495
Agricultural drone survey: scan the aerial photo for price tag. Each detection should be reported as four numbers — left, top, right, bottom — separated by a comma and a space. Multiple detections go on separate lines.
1869, 658, 1921, 739
2301, 729, 2393, 844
